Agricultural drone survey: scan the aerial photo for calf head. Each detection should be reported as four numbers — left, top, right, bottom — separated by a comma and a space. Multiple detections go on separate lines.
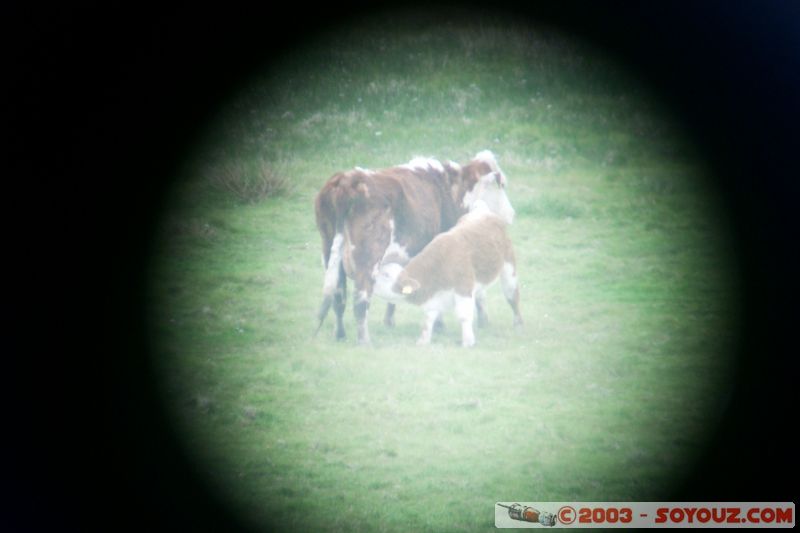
373, 262, 414, 302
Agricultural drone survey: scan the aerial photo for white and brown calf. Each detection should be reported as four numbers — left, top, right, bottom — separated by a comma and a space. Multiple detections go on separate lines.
373, 206, 522, 347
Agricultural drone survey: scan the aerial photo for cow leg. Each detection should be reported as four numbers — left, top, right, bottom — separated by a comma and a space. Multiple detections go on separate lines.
475, 287, 489, 328
418, 307, 440, 345
333, 267, 347, 340
454, 294, 476, 347
383, 303, 396, 327
354, 289, 371, 345
501, 262, 523, 328
318, 232, 348, 340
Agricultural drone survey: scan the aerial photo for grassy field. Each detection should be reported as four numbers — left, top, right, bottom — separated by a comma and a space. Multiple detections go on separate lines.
147, 18, 740, 532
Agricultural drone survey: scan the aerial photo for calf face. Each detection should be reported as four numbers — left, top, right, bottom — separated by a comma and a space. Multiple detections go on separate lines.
373, 262, 407, 303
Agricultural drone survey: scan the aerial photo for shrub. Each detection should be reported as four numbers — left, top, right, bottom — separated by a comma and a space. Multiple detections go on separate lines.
207, 157, 291, 203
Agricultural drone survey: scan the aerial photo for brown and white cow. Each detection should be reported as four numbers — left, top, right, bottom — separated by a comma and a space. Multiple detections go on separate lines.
314, 150, 514, 344
373, 204, 522, 347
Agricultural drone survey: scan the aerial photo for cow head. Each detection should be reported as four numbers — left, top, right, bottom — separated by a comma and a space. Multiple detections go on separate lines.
455, 150, 515, 224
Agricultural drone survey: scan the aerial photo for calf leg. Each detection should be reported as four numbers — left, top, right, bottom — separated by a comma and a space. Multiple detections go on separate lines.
501, 262, 523, 328
418, 307, 441, 345
454, 294, 476, 347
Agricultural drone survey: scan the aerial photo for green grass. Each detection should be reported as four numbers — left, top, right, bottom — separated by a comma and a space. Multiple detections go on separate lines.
148, 19, 739, 532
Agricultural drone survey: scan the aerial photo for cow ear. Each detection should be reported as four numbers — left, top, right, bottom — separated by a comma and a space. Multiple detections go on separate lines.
444, 160, 462, 181
484, 171, 505, 188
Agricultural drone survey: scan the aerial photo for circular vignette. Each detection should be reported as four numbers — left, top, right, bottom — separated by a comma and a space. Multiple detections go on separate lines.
144, 9, 742, 532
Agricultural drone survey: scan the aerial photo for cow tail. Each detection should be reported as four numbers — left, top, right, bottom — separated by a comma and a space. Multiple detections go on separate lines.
314, 295, 333, 336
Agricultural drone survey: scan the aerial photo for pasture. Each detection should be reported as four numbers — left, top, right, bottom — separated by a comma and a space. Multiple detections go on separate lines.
147, 18, 739, 532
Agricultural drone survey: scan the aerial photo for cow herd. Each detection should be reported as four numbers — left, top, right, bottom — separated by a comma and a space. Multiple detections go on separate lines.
314, 150, 521, 347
